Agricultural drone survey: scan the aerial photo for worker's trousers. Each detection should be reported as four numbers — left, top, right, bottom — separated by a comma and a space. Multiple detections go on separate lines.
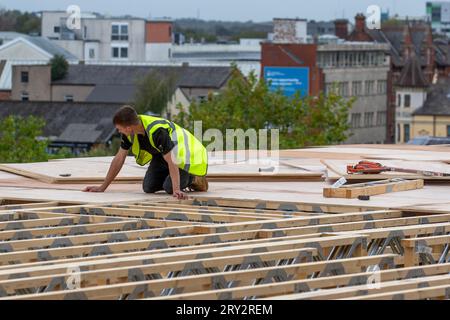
142, 155, 194, 194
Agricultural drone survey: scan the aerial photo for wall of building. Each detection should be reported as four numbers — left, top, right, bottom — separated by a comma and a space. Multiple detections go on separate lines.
395, 87, 427, 143
41, 11, 67, 39
82, 19, 146, 61
146, 21, 172, 43
323, 66, 389, 144
51, 85, 95, 102
0, 90, 11, 100
164, 88, 191, 119
261, 43, 323, 96
51, 40, 84, 59
145, 43, 172, 62
412, 115, 450, 138
11, 65, 51, 101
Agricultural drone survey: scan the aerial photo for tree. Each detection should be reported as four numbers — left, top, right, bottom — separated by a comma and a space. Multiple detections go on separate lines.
134, 71, 177, 115
0, 115, 48, 163
0, 9, 41, 34
174, 66, 354, 149
50, 55, 69, 81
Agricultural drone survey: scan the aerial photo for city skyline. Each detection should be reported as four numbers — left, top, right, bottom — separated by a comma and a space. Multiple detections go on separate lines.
0, 0, 437, 22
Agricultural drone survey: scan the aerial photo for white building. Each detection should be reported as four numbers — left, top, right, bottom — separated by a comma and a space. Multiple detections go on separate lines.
395, 56, 429, 143
41, 11, 173, 63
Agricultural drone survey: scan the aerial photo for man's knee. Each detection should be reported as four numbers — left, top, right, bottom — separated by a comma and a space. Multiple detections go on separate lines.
143, 183, 162, 194
163, 179, 173, 194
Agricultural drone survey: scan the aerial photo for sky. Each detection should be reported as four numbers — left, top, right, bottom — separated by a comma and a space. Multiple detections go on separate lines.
0, 0, 436, 22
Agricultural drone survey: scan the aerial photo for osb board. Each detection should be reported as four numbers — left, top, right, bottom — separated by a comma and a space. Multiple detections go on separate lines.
0, 158, 323, 184
0, 161, 147, 184
321, 159, 450, 181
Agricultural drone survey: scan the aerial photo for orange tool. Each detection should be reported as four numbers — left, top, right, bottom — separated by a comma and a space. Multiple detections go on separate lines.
347, 160, 450, 177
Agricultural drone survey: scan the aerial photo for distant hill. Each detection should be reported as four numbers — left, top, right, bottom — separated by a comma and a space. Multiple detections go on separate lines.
173, 18, 273, 43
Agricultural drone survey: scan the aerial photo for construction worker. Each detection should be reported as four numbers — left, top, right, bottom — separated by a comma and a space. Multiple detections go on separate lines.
84, 105, 208, 199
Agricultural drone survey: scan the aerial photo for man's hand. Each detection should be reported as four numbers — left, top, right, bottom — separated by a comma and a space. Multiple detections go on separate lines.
173, 190, 188, 200
83, 186, 106, 193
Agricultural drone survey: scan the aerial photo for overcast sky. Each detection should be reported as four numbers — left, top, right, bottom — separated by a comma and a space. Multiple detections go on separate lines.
0, 0, 436, 21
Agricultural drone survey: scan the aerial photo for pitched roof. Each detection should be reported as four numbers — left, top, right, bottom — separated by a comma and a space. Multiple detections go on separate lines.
53, 65, 232, 87
0, 36, 78, 61
397, 55, 429, 88
52, 65, 232, 103
0, 101, 121, 144
414, 77, 450, 116
23, 36, 78, 61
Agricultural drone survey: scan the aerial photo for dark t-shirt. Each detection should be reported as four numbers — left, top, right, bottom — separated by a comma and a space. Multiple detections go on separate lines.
121, 128, 175, 156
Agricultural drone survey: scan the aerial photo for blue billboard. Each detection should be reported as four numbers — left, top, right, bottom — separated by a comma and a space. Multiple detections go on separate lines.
264, 67, 309, 97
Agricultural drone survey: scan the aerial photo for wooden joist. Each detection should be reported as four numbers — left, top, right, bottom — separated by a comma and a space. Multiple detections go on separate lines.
323, 179, 424, 199
0, 197, 449, 300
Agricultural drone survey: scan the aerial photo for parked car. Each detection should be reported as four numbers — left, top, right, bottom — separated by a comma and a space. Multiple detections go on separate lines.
407, 136, 450, 145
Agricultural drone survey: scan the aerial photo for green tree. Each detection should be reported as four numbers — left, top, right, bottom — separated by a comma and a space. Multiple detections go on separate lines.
134, 71, 177, 115
0, 115, 48, 163
174, 66, 354, 149
50, 55, 69, 81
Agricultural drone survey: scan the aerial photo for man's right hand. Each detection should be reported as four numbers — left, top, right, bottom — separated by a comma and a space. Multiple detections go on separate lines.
83, 186, 106, 193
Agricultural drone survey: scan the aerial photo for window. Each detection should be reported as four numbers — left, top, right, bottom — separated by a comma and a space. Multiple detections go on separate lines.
21, 92, 29, 101
377, 80, 387, 94
339, 82, 349, 97
352, 81, 362, 96
376, 111, 386, 126
364, 112, 374, 127
397, 94, 402, 107
120, 47, 128, 58
325, 83, 337, 96
54, 26, 60, 33
84, 26, 88, 39
111, 23, 129, 41
351, 113, 361, 128
112, 46, 128, 59
404, 124, 410, 143
21, 71, 29, 83
89, 48, 95, 59
404, 94, 411, 108
447, 125, 450, 137
64, 95, 74, 102
197, 96, 207, 103
365, 80, 375, 95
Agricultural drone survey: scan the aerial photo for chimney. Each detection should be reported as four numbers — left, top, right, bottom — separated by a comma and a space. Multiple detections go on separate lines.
355, 14, 366, 33
334, 19, 349, 40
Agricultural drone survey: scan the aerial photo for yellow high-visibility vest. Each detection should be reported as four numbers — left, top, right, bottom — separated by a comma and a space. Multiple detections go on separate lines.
127, 115, 208, 176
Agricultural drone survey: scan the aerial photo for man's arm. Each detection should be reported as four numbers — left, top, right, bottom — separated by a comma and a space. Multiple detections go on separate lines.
163, 151, 187, 200
83, 148, 128, 192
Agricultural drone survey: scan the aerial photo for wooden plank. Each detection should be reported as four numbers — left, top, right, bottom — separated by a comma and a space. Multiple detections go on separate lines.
323, 179, 424, 199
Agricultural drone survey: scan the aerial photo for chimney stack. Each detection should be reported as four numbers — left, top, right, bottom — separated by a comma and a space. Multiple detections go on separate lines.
355, 14, 366, 33
334, 19, 349, 40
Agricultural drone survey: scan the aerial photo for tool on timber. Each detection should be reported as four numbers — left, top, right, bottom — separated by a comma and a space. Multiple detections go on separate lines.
346, 160, 450, 177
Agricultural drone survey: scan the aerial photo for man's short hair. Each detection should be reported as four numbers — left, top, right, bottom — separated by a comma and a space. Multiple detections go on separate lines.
113, 105, 140, 126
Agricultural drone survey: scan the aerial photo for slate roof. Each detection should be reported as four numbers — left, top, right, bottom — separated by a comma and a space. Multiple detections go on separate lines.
414, 77, 450, 116
52, 65, 232, 103
53, 65, 232, 88
397, 55, 429, 88
0, 101, 121, 144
